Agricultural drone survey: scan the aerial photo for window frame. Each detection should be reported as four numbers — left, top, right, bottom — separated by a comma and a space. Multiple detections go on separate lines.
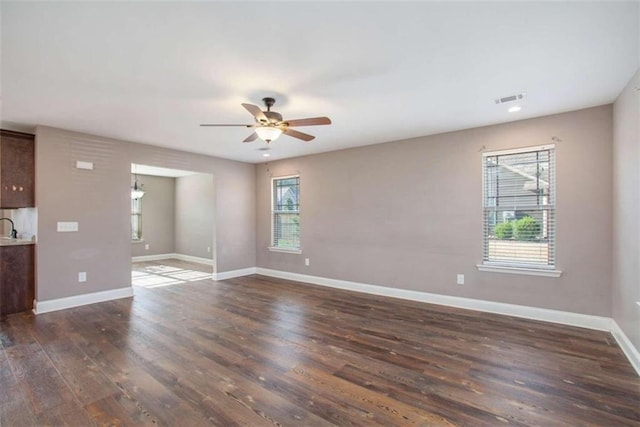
269, 174, 302, 254
477, 144, 562, 277
131, 197, 142, 241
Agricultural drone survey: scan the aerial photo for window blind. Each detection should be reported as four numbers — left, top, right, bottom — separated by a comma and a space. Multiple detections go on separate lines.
272, 176, 300, 249
482, 145, 555, 268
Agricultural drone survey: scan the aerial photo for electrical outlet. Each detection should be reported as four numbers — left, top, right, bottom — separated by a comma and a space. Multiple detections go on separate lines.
144, 244, 149, 250
456, 274, 464, 285
207, 246, 211, 253
78, 272, 87, 283
305, 258, 310, 266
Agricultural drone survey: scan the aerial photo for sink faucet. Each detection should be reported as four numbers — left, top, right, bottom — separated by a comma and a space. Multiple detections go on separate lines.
0, 218, 18, 239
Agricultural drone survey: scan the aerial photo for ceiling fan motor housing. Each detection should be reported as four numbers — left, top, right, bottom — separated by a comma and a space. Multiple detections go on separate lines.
262, 97, 276, 108
259, 98, 282, 124
262, 111, 283, 124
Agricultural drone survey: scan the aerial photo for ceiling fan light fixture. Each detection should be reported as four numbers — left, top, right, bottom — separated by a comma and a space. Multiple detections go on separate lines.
255, 127, 283, 143
200, 97, 330, 143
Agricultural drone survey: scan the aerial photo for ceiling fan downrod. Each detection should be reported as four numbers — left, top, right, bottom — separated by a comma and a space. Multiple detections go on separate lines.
262, 97, 276, 112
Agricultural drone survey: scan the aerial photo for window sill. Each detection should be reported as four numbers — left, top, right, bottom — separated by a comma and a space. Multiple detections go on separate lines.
268, 246, 302, 254
476, 264, 562, 277
132, 239, 145, 244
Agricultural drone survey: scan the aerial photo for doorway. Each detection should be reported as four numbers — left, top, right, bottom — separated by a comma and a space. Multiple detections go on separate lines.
130, 164, 215, 289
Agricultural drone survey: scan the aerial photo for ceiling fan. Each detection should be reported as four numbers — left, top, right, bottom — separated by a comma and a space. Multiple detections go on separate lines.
200, 97, 331, 143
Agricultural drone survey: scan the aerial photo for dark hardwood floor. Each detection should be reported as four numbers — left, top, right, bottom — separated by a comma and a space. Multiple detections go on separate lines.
1, 259, 639, 426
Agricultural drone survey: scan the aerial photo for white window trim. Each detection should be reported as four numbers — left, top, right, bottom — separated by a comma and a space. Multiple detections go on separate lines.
270, 174, 301, 252
483, 144, 555, 157
477, 264, 562, 277
481, 144, 558, 274
268, 246, 302, 254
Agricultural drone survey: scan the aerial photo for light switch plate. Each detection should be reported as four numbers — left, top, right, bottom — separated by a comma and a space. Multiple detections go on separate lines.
57, 221, 79, 232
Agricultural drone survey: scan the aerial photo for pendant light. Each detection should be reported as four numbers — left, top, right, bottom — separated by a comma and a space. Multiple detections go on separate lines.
131, 165, 145, 199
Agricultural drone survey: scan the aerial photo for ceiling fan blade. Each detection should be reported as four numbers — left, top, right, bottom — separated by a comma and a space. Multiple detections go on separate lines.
243, 132, 258, 143
200, 124, 255, 127
282, 117, 332, 127
242, 103, 268, 123
283, 128, 315, 142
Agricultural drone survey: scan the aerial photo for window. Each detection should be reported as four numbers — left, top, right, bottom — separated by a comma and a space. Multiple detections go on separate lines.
131, 197, 142, 240
271, 175, 300, 251
481, 144, 556, 271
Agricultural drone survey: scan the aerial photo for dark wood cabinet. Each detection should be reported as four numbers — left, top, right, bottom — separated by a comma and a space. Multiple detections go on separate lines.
0, 244, 35, 316
0, 130, 35, 208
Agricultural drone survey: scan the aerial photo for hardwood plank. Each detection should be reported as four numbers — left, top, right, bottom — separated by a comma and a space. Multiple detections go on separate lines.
30, 313, 121, 406
0, 342, 23, 406
62, 315, 216, 426
4, 339, 78, 415
1, 259, 638, 426
0, 398, 38, 426
287, 363, 458, 426
0, 342, 37, 426
64, 298, 315, 426
34, 402, 96, 427
84, 392, 162, 426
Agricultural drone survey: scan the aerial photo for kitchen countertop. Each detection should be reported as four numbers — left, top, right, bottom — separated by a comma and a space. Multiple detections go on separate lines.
0, 238, 35, 247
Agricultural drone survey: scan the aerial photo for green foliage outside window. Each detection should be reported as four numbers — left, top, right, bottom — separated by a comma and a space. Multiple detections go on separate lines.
494, 221, 513, 239
493, 216, 540, 241
513, 216, 541, 240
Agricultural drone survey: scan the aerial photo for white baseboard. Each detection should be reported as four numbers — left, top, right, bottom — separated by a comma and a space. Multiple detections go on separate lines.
132, 253, 175, 262
34, 286, 134, 315
132, 253, 213, 266
254, 268, 612, 331
213, 267, 257, 281
611, 320, 640, 376
173, 253, 214, 266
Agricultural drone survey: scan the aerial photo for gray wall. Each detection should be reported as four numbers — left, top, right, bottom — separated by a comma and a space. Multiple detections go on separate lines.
35, 126, 255, 301
131, 174, 176, 257
175, 173, 214, 260
256, 105, 613, 317
612, 69, 640, 353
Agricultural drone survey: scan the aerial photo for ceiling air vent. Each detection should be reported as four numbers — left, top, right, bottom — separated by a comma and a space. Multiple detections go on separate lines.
495, 93, 526, 105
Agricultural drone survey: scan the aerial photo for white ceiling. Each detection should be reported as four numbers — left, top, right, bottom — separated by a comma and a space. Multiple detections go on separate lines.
2, 2, 638, 164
